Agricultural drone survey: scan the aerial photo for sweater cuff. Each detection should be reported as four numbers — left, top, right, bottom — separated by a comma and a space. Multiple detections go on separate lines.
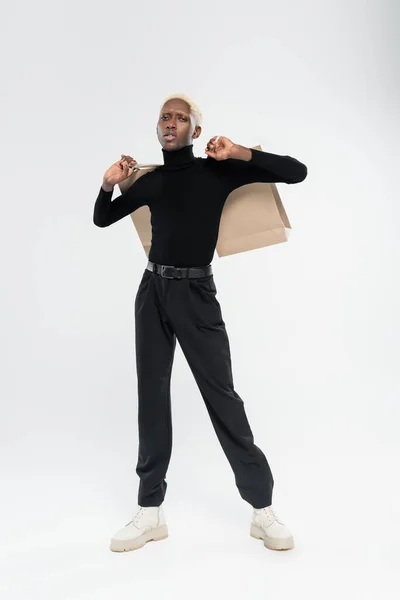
248, 148, 268, 167
100, 185, 113, 195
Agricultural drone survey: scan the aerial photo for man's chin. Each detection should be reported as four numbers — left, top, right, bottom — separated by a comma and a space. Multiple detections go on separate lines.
162, 139, 182, 151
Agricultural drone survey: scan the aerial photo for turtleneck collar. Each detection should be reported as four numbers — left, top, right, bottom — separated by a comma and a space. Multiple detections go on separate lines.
161, 144, 196, 170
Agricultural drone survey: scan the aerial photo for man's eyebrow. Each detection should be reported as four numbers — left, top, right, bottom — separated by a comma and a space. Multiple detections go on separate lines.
161, 111, 189, 116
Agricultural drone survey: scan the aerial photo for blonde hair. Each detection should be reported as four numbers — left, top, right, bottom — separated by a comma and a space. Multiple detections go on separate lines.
160, 93, 203, 128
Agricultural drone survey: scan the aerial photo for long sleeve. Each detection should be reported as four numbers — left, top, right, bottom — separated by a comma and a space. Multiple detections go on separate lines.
93, 182, 148, 227
215, 148, 308, 195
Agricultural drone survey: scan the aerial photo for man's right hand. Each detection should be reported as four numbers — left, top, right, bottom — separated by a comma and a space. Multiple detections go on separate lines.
103, 155, 137, 190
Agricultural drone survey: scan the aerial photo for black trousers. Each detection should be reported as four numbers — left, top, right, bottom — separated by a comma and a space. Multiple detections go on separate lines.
134, 267, 274, 509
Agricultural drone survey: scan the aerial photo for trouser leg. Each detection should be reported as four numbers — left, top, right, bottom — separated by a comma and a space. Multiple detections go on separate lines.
168, 274, 274, 508
134, 270, 176, 506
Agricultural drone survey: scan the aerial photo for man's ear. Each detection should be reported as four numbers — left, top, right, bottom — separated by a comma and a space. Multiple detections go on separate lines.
192, 126, 202, 139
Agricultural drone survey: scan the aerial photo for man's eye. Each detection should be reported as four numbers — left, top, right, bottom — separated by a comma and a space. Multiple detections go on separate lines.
160, 116, 186, 120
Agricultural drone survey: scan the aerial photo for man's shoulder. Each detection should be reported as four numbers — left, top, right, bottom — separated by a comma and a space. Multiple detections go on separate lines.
194, 155, 219, 169
196, 155, 248, 172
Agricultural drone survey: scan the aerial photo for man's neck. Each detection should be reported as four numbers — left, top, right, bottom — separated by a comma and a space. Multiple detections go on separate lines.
162, 144, 196, 168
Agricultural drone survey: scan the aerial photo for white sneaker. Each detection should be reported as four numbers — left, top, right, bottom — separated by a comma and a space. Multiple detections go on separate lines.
110, 505, 168, 552
250, 505, 294, 550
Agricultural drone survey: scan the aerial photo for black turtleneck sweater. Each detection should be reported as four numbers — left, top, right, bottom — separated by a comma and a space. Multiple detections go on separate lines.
93, 145, 307, 267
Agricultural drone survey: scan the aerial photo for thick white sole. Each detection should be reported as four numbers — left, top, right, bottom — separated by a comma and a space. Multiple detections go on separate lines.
110, 524, 169, 552
250, 523, 295, 551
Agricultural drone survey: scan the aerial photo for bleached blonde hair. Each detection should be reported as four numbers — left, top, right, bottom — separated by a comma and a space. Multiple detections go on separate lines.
160, 93, 203, 129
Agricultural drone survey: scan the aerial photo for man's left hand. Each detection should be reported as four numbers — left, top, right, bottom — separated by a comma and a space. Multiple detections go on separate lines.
205, 136, 235, 160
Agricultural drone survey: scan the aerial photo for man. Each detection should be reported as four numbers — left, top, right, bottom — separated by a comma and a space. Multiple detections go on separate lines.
93, 94, 307, 553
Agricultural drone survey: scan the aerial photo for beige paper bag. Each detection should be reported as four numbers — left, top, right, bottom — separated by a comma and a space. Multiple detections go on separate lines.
121, 145, 291, 259
216, 145, 291, 257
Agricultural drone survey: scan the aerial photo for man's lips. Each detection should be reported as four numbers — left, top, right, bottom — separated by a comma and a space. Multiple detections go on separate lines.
164, 133, 177, 140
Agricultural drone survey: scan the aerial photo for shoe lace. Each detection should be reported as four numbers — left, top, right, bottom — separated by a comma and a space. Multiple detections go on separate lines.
259, 506, 283, 526
125, 507, 147, 528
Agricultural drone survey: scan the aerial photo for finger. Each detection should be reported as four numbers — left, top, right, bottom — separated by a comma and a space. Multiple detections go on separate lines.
122, 155, 136, 164
209, 136, 220, 147
120, 157, 136, 168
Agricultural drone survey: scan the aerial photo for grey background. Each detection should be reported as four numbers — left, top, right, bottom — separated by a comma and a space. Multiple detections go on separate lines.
1, 0, 399, 598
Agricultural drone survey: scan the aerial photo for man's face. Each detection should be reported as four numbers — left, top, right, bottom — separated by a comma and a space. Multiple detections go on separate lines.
156, 98, 201, 151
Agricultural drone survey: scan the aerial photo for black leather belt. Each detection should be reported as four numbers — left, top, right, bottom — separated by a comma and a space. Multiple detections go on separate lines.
146, 260, 213, 279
